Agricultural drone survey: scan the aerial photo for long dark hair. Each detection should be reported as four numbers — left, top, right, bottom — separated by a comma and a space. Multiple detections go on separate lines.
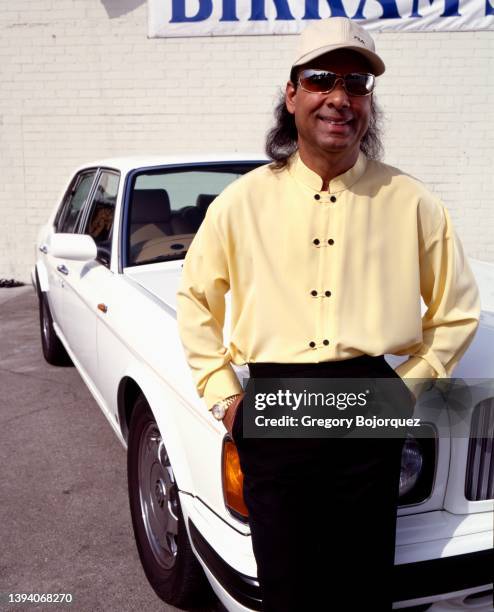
265, 84, 384, 168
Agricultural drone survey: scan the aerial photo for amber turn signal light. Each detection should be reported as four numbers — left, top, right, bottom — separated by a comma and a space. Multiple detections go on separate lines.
222, 438, 249, 521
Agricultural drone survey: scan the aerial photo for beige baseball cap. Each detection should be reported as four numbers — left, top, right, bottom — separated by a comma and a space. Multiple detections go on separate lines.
292, 17, 385, 76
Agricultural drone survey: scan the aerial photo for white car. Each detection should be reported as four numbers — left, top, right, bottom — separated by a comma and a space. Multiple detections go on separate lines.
32, 156, 494, 612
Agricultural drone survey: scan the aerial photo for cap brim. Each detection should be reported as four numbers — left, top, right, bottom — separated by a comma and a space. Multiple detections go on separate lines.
293, 44, 385, 76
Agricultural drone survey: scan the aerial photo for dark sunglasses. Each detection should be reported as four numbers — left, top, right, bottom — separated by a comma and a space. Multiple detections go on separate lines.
298, 69, 375, 96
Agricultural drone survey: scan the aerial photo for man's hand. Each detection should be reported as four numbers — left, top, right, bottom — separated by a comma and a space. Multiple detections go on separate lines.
222, 392, 245, 436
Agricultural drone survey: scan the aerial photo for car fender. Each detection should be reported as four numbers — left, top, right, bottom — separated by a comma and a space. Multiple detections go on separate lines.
120, 362, 195, 495
35, 260, 50, 293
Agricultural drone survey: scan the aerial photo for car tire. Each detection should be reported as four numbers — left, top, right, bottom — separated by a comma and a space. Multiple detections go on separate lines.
37, 289, 72, 366
127, 395, 212, 608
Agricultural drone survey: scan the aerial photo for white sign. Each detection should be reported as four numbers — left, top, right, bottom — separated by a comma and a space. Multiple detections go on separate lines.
148, 0, 494, 36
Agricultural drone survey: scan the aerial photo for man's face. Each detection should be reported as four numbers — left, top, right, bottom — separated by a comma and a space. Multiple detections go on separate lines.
285, 49, 373, 161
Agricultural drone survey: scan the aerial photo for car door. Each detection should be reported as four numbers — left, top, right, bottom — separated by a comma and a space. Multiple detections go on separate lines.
44, 169, 98, 339
62, 169, 120, 389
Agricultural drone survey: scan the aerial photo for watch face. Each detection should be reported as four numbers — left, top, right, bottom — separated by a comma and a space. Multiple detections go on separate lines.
212, 404, 225, 420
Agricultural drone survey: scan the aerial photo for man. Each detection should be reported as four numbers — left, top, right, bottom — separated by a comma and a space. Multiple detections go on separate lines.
176, 17, 480, 611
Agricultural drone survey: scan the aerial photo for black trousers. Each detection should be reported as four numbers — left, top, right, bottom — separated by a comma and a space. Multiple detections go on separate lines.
232, 355, 406, 612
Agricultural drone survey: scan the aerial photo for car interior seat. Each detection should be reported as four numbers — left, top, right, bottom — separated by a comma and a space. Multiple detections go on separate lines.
130, 188, 174, 261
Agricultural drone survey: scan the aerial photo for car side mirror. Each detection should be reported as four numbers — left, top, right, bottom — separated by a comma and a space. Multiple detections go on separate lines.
49, 233, 97, 261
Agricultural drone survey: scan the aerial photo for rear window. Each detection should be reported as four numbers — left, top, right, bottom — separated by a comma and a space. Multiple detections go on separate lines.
126, 163, 264, 266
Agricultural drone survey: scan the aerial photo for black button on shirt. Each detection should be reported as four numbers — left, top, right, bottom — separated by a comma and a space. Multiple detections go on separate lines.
309, 341, 316, 348
328, 239, 334, 245
313, 238, 320, 245
330, 196, 337, 203
311, 290, 318, 296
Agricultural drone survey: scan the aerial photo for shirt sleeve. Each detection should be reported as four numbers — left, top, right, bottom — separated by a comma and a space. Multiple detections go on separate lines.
176, 206, 243, 411
394, 205, 481, 396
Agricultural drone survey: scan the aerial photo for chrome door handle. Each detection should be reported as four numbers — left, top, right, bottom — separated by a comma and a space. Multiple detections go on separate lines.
39, 244, 48, 254
56, 264, 69, 275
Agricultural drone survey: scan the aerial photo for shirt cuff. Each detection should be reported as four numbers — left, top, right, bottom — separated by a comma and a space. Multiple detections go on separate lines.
394, 356, 437, 399
203, 365, 244, 411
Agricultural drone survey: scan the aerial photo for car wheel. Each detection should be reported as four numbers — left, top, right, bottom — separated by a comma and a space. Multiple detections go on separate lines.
38, 290, 72, 366
127, 395, 212, 608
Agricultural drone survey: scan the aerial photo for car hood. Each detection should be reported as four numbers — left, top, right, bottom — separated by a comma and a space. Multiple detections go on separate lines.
124, 258, 494, 322
124, 258, 494, 376
125, 263, 183, 311
124, 262, 235, 341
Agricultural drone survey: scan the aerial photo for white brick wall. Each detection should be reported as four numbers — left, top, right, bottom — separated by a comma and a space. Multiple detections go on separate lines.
1, 1, 492, 282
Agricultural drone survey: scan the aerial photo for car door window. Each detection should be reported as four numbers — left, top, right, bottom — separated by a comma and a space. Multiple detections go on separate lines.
83, 170, 120, 266
57, 171, 97, 233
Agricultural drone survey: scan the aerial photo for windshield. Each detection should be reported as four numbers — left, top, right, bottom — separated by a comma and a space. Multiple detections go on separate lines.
126, 163, 264, 266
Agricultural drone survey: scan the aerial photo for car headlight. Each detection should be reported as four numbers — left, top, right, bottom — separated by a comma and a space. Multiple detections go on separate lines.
399, 434, 424, 497
398, 426, 437, 505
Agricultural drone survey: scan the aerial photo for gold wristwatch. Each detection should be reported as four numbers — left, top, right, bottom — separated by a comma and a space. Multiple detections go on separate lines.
211, 394, 241, 420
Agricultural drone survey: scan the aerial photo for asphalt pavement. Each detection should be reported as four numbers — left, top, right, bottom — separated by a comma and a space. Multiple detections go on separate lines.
0, 286, 223, 612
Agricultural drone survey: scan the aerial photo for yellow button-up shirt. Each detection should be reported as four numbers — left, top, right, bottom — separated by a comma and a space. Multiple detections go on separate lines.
176, 152, 480, 410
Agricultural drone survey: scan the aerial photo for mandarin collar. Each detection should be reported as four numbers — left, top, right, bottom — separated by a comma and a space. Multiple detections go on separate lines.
289, 150, 368, 194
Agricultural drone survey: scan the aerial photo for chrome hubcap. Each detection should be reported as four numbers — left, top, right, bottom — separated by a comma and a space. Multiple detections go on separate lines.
138, 423, 179, 570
